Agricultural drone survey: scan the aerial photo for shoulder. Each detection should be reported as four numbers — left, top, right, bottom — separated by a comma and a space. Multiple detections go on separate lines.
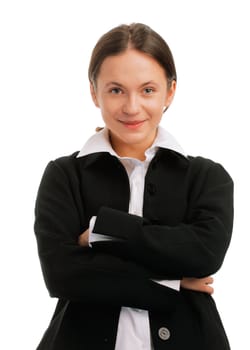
159, 149, 232, 182
184, 155, 234, 201
187, 155, 233, 183
158, 149, 233, 194
53, 151, 80, 170
41, 151, 79, 179
43, 151, 116, 180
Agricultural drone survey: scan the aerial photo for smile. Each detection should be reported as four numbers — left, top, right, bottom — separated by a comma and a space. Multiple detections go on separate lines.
119, 120, 146, 129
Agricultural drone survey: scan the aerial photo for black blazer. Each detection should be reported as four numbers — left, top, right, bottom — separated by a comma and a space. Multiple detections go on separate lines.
34, 148, 233, 350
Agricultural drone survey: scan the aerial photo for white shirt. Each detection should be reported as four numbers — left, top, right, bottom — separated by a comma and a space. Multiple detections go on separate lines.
77, 126, 186, 350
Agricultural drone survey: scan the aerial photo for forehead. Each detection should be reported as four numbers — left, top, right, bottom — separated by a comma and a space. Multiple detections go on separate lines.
97, 49, 167, 85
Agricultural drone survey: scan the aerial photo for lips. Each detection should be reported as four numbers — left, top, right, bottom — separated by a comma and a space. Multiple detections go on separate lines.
119, 120, 146, 129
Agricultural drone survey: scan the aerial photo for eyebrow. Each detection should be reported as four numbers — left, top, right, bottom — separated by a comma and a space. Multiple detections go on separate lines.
105, 82, 123, 88
105, 81, 159, 88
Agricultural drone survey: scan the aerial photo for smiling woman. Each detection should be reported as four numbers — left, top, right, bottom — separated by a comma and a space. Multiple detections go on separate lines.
90, 49, 176, 160
34, 23, 233, 350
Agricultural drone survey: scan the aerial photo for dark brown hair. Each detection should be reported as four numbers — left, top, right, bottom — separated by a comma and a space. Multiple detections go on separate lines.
88, 23, 177, 89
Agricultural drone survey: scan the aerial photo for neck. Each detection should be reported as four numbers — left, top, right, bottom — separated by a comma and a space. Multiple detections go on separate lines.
110, 137, 150, 160
114, 146, 146, 160
108, 129, 158, 160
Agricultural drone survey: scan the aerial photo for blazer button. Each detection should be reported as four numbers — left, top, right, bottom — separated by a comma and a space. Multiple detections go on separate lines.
158, 327, 171, 341
147, 183, 156, 195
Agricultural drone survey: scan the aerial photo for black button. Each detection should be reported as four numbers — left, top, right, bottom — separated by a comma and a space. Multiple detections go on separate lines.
147, 183, 156, 195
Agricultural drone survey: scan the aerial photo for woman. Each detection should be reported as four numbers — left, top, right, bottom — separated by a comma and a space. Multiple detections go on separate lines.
34, 23, 233, 349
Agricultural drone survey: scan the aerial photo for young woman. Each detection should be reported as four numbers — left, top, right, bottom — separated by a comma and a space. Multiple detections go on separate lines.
34, 23, 233, 349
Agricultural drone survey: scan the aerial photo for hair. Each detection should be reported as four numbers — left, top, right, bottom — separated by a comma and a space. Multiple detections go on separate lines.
88, 23, 177, 89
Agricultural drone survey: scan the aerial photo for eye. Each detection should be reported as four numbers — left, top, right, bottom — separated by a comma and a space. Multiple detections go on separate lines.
110, 87, 122, 94
144, 87, 154, 94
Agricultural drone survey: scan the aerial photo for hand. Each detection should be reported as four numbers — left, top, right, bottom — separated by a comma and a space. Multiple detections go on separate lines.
78, 228, 90, 247
181, 277, 214, 294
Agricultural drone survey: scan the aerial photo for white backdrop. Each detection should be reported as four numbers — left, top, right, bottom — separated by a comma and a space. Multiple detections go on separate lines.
0, 0, 249, 349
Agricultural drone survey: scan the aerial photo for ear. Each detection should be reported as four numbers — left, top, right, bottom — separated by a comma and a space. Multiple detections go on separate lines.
165, 80, 177, 108
90, 83, 100, 107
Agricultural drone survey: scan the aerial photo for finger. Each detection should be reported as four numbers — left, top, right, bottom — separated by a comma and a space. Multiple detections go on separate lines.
204, 284, 214, 294
206, 276, 214, 284
200, 276, 214, 285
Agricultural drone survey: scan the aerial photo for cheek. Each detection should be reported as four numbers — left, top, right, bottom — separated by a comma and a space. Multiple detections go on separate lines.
98, 101, 118, 124
100, 98, 122, 115
147, 97, 165, 114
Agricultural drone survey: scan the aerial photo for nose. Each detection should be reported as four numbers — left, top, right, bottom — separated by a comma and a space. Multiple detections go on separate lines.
122, 94, 140, 115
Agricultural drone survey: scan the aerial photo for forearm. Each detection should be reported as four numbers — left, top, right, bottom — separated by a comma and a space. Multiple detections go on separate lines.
89, 162, 233, 278
34, 161, 178, 309
38, 239, 181, 310
79, 228, 213, 295
92, 202, 232, 278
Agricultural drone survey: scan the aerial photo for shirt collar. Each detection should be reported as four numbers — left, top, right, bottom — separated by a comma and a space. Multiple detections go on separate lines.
76, 126, 187, 159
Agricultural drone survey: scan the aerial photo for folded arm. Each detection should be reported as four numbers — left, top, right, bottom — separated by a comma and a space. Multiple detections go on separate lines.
79, 228, 214, 294
34, 161, 179, 310
89, 162, 233, 278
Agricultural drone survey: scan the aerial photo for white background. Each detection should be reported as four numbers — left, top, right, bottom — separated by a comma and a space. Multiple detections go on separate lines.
0, 0, 249, 348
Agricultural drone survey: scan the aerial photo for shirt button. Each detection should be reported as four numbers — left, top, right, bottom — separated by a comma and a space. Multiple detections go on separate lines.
158, 327, 171, 340
147, 183, 156, 195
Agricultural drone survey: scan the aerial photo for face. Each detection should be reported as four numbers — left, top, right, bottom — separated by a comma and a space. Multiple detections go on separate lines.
90, 49, 176, 159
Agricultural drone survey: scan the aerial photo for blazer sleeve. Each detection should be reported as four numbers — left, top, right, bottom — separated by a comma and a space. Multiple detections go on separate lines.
92, 160, 234, 279
34, 160, 179, 310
